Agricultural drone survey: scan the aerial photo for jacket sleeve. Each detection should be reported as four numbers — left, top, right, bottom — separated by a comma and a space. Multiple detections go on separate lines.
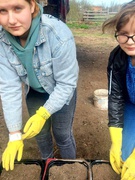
44, 37, 79, 114
107, 46, 128, 128
0, 52, 22, 132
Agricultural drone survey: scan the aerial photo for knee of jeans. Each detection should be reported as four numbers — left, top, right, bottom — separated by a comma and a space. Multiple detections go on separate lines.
55, 135, 74, 147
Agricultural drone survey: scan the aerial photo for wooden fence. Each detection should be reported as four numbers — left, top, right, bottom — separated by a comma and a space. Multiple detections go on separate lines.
83, 11, 117, 22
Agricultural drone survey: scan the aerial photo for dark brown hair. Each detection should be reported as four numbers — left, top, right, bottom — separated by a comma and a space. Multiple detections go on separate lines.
102, 1, 135, 33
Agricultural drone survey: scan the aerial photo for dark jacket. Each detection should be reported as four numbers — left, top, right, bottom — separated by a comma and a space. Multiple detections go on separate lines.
42, 0, 70, 22
107, 45, 129, 128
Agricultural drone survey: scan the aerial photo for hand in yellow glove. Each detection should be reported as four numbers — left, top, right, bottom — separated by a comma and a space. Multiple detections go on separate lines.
2, 133, 24, 171
22, 107, 50, 139
121, 149, 135, 180
109, 127, 123, 174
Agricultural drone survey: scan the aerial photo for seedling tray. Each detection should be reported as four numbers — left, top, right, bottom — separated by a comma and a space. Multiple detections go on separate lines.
0, 159, 111, 180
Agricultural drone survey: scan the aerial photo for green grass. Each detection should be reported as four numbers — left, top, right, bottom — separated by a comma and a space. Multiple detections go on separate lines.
67, 22, 90, 29
67, 21, 103, 29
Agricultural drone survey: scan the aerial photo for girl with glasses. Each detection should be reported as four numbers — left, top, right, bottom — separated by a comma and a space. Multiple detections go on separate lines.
102, 1, 135, 179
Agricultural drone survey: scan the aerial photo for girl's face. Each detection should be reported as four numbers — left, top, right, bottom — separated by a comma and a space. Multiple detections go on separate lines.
0, 0, 35, 37
117, 16, 135, 57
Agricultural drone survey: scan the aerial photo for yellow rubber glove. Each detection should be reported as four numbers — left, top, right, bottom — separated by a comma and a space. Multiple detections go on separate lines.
22, 106, 50, 139
121, 149, 135, 180
109, 127, 123, 174
2, 133, 24, 171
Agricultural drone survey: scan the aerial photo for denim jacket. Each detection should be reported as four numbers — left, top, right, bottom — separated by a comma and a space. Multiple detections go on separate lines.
0, 14, 79, 132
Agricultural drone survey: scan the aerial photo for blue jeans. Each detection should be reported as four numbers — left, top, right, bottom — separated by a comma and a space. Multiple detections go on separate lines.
26, 88, 77, 160
122, 102, 135, 161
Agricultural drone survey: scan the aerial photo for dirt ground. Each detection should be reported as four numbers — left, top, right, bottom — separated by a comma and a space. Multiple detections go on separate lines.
0, 25, 120, 179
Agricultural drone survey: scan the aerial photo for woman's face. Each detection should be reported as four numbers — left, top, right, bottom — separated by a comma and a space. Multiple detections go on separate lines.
0, 0, 35, 37
117, 16, 135, 57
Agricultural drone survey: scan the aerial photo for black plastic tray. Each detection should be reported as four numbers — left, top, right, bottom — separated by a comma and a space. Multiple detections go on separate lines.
0, 158, 110, 180
42, 158, 92, 180
0, 159, 43, 180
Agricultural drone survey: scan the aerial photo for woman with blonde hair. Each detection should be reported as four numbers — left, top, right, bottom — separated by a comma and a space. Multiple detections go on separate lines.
0, 0, 79, 171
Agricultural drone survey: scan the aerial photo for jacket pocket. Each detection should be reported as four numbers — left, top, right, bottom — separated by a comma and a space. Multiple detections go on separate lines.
13, 64, 27, 76
40, 61, 53, 76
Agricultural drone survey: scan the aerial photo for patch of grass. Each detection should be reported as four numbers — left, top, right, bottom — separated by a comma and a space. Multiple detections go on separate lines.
67, 21, 115, 40
67, 22, 90, 29
67, 21, 103, 29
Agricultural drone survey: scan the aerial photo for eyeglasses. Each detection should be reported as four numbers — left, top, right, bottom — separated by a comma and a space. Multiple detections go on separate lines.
115, 33, 135, 44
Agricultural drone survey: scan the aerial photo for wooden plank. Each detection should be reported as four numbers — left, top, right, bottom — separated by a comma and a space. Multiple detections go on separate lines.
82, 11, 115, 22
83, 13, 108, 16
83, 15, 107, 18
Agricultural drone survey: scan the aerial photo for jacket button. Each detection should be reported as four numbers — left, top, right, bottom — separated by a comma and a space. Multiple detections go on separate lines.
42, 72, 45, 76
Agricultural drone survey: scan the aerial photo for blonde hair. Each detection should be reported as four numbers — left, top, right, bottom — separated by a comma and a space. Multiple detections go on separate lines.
25, 0, 40, 18
102, 1, 135, 33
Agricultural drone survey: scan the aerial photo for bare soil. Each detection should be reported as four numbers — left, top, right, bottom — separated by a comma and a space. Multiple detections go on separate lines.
0, 25, 120, 179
